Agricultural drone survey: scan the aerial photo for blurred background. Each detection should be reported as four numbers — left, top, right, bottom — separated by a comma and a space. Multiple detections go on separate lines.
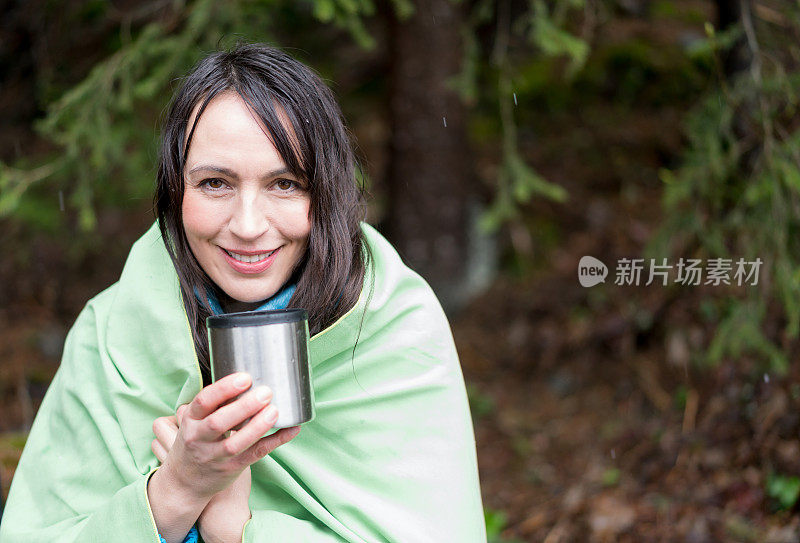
2, 0, 800, 540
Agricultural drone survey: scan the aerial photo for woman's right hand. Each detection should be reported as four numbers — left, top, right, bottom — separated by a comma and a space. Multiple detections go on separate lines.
159, 372, 288, 500
147, 372, 299, 542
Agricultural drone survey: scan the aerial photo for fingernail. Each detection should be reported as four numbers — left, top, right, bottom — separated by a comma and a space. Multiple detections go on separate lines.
263, 405, 278, 422
234, 374, 250, 389
255, 386, 271, 402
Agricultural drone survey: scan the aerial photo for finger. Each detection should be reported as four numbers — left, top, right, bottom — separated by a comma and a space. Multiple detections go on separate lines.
176, 404, 188, 426
193, 385, 272, 441
151, 438, 168, 463
151, 415, 177, 436
216, 404, 280, 458
241, 426, 301, 465
153, 416, 179, 451
187, 372, 252, 421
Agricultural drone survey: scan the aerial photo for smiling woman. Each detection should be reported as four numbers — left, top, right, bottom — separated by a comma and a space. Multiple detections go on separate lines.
0, 44, 486, 543
156, 45, 368, 371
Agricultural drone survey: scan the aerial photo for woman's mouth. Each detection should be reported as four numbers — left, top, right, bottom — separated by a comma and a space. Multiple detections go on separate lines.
224, 248, 277, 263
219, 247, 280, 274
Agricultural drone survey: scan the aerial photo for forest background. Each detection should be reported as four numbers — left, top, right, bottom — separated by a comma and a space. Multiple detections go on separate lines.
2, 0, 800, 541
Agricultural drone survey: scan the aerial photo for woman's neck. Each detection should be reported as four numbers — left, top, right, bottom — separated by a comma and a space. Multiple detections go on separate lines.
217, 291, 263, 314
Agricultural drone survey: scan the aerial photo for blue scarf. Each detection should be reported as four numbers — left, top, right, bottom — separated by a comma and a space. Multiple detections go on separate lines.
199, 283, 296, 315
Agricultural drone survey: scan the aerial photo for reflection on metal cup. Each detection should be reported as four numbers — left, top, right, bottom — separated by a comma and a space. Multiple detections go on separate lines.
207, 308, 315, 429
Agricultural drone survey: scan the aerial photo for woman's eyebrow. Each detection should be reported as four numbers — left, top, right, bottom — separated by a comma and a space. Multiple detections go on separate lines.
187, 164, 291, 180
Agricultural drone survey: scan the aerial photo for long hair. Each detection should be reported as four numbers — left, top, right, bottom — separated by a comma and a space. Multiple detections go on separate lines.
155, 44, 368, 383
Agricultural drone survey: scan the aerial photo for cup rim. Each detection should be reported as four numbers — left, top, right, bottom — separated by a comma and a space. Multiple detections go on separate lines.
206, 308, 308, 329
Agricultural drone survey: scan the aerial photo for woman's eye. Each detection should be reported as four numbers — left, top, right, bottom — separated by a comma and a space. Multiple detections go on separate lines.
201, 178, 226, 190
275, 179, 296, 191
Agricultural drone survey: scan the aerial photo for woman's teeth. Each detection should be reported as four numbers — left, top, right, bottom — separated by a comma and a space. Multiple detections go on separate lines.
225, 249, 276, 263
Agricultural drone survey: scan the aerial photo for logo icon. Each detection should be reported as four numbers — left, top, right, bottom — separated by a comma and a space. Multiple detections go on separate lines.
578, 256, 608, 287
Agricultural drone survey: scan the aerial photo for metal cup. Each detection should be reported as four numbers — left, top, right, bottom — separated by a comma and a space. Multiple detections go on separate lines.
207, 308, 315, 429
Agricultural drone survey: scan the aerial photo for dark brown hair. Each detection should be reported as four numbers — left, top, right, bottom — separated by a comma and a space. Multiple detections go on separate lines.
155, 43, 368, 383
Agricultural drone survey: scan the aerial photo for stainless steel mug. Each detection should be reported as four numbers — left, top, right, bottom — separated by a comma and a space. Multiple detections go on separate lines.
207, 308, 315, 429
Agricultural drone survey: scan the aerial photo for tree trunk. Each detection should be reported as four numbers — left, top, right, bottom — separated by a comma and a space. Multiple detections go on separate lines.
384, 0, 491, 313
715, 0, 754, 78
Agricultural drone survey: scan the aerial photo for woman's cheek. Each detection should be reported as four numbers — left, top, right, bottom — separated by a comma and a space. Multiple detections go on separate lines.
182, 192, 226, 238
286, 198, 312, 240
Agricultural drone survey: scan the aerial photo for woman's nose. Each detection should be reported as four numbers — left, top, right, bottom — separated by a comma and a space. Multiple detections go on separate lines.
229, 193, 270, 240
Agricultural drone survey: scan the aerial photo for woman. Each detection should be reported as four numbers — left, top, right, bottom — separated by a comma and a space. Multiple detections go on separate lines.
0, 44, 485, 543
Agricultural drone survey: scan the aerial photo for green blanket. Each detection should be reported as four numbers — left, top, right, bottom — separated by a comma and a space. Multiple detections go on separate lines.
0, 223, 486, 542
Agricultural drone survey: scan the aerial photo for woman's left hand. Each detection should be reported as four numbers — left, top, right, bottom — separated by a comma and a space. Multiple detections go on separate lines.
152, 405, 253, 543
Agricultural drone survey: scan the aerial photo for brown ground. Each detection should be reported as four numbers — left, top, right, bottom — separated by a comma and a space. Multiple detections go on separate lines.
454, 97, 800, 543
457, 201, 800, 541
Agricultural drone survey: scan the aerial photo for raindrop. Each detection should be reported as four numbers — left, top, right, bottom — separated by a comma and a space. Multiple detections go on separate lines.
513, 93, 518, 106
442, 116, 447, 128
610, 449, 616, 459
58, 190, 65, 212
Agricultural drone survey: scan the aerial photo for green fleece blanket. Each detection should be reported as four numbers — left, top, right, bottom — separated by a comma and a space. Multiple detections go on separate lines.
0, 223, 486, 542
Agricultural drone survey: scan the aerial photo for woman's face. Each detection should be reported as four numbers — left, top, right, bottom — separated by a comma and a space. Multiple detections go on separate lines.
182, 92, 311, 304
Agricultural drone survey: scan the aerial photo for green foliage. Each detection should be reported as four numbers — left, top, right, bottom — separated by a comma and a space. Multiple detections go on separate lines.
573, 36, 710, 107
480, 145, 568, 232
484, 507, 524, 543
705, 299, 787, 373
528, 0, 588, 78
651, 0, 705, 24
484, 507, 508, 541
649, 12, 800, 373
601, 467, 621, 487
463, 1, 709, 234
310, 0, 417, 47
457, 0, 584, 232
0, 0, 390, 238
0, 432, 27, 469
1, 0, 227, 230
685, 23, 742, 64
3, 0, 586, 253
766, 472, 800, 511
5, 433, 27, 451
466, 383, 496, 419
0, 163, 59, 219
310, 0, 378, 48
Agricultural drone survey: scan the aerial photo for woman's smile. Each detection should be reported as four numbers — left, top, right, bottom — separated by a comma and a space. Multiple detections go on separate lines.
181, 92, 311, 305
219, 246, 281, 274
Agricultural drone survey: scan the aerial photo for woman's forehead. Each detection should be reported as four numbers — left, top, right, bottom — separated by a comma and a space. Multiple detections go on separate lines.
184, 91, 304, 174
